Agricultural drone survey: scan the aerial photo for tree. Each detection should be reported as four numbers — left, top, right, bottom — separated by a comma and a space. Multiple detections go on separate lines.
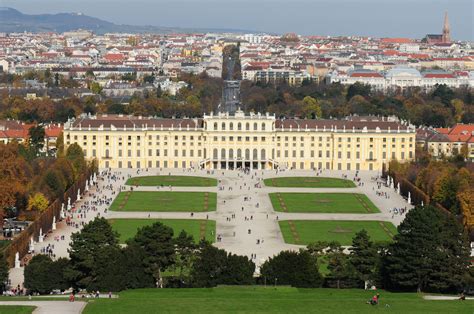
190, 241, 228, 287
65, 143, 86, 178
190, 242, 255, 287
27, 192, 49, 212
172, 230, 196, 282
89, 82, 103, 95
260, 250, 322, 288
67, 217, 119, 290
384, 205, 470, 293
0, 252, 9, 293
349, 230, 379, 288
301, 96, 322, 119
326, 244, 358, 289
128, 222, 175, 287
346, 82, 371, 100
28, 125, 45, 155
122, 243, 155, 289
24, 255, 57, 294
56, 132, 65, 157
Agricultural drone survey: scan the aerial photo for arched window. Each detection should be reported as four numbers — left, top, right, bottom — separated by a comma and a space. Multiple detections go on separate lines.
213, 148, 218, 159
238, 122, 242, 130
253, 122, 258, 131
230, 122, 234, 130
245, 149, 250, 159
246, 123, 250, 131
105, 149, 109, 158
369, 151, 373, 160
237, 148, 242, 158
221, 148, 226, 159
222, 122, 226, 130
262, 123, 266, 131
229, 149, 234, 159
213, 122, 218, 130
253, 149, 258, 160
261, 149, 266, 160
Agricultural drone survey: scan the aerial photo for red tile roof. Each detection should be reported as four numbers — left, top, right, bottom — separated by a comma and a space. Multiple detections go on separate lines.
350, 72, 383, 78
423, 73, 455, 79
381, 38, 413, 44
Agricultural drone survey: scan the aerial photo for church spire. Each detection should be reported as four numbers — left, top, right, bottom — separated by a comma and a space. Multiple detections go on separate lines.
442, 11, 451, 43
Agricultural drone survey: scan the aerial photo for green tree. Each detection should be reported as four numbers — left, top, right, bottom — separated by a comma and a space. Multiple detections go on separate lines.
346, 82, 371, 100
65, 143, 86, 178
349, 230, 379, 288
302, 96, 322, 119
326, 245, 358, 289
190, 241, 227, 287
128, 222, 175, 287
24, 255, 55, 294
172, 230, 196, 282
28, 125, 45, 155
0, 252, 9, 293
260, 250, 322, 288
122, 243, 155, 289
384, 205, 470, 293
89, 81, 103, 95
190, 242, 255, 287
67, 218, 119, 290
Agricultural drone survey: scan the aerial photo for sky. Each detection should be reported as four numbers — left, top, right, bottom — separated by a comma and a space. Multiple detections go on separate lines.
1, 0, 473, 40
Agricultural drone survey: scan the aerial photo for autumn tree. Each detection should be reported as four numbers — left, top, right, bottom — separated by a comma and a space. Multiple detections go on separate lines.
27, 192, 49, 212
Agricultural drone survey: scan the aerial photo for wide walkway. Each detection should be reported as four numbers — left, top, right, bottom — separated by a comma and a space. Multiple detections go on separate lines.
0, 301, 86, 314
9, 168, 412, 292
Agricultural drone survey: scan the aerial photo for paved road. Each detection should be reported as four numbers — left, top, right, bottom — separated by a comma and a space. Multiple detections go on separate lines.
0, 301, 86, 314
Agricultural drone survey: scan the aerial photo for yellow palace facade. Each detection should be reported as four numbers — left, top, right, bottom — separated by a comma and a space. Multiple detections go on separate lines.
64, 110, 416, 171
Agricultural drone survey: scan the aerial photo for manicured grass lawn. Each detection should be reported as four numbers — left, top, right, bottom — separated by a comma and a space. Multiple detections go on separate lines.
109, 219, 215, 243
0, 306, 36, 314
264, 177, 355, 188
279, 220, 397, 245
126, 175, 217, 187
83, 287, 473, 314
109, 191, 217, 212
269, 193, 380, 213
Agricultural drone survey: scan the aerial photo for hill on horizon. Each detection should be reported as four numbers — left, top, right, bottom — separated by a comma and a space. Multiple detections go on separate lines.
0, 7, 254, 34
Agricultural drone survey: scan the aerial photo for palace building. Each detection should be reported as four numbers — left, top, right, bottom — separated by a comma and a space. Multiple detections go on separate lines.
64, 110, 416, 171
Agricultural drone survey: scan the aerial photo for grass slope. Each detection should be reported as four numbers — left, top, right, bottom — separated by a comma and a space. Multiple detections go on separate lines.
109, 191, 217, 212
264, 177, 355, 188
83, 287, 473, 314
279, 220, 397, 245
0, 306, 36, 314
269, 193, 380, 213
108, 219, 215, 243
126, 175, 217, 187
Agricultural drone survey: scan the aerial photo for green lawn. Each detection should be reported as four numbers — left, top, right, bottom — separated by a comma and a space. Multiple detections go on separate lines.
0, 306, 36, 314
269, 193, 380, 213
109, 219, 215, 243
279, 220, 397, 245
264, 177, 355, 188
109, 191, 217, 212
126, 175, 217, 187
83, 287, 472, 314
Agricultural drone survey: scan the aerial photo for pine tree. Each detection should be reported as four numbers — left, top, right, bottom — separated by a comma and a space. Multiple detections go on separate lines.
128, 222, 175, 287
349, 229, 378, 288
384, 205, 470, 292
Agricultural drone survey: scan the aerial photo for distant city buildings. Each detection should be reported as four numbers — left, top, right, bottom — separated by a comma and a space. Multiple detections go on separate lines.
417, 124, 474, 161
0, 11, 471, 91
